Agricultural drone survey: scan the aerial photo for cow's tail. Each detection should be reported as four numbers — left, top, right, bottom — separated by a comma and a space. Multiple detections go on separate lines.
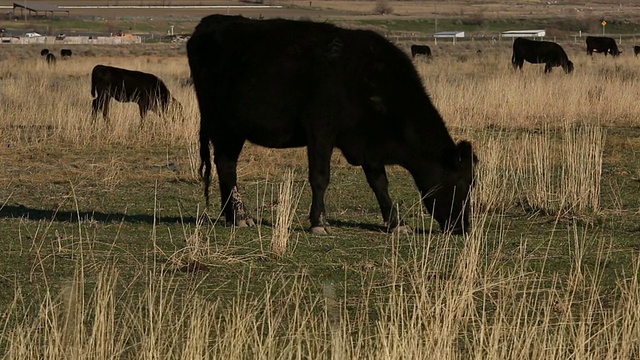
199, 125, 213, 208
511, 51, 517, 68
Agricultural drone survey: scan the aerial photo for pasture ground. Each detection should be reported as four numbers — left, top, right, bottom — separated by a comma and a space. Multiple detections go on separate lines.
1, 6, 640, 358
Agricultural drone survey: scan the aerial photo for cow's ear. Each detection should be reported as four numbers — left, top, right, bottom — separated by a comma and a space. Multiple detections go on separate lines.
456, 141, 478, 166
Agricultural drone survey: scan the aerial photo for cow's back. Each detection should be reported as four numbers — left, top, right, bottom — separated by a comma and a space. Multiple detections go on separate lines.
187, 15, 446, 155
513, 38, 569, 61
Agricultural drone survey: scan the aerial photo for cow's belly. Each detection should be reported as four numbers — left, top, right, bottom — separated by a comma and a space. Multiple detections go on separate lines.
239, 120, 308, 149
112, 90, 138, 103
248, 135, 307, 149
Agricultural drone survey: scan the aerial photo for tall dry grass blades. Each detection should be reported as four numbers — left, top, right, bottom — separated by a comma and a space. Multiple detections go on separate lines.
476, 125, 604, 217
86, 265, 120, 358
3, 219, 640, 358
424, 57, 640, 129
474, 132, 519, 212
4, 264, 107, 359
560, 125, 605, 214
519, 128, 556, 214
270, 170, 302, 257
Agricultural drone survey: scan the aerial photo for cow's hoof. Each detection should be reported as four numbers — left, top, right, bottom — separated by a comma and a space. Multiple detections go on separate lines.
393, 225, 413, 235
310, 226, 332, 235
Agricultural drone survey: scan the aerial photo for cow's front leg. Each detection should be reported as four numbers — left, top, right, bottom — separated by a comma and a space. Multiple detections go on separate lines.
137, 101, 149, 124
363, 164, 411, 234
91, 98, 100, 119
307, 143, 332, 235
213, 137, 254, 227
92, 95, 110, 121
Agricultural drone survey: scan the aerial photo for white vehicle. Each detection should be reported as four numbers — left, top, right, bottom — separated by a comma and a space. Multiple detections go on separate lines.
25, 32, 42, 38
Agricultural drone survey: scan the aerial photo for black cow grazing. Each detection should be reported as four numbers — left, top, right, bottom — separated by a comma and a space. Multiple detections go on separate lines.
511, 37, 573, 74
40, 48, 49, 56
60, 49, 72, 59
634, 45, 640, 56
410, 44, 432, 58
45, 53, 56, 66
90, 65, 181, 121
586, 36, 621, 57
187, 15, 477, 235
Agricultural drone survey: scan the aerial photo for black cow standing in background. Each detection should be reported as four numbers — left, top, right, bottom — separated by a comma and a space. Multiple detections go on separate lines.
511, 37, 573, 74
586, 36, 621, 56
634, 45, 640, 56
60, 49, 72, 59
91, 65, 181, 121
410, 44, 432, 58
187, 15, 477, 235
45, 53, 56, 66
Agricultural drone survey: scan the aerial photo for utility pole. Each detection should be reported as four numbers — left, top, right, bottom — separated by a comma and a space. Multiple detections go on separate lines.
434, 3, 438, 34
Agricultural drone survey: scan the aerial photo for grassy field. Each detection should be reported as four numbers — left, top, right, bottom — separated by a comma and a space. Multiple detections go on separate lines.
1, 25, 640, 359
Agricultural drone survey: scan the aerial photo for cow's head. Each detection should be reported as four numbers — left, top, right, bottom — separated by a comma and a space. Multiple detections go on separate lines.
419, 141, 477, 235
168, 97, 185, 121
563, 60, 574, 74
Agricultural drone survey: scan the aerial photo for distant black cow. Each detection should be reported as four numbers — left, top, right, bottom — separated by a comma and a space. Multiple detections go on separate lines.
410, 44, 432, 58
45, 53, 56, 66
586, 36, 621, 57
187, 15, 477, 235
511, 37, 573, 74
60, 49, 72, 58
90, 65, 181, 121
634, 45, 640, 56
40, 48, 49, 56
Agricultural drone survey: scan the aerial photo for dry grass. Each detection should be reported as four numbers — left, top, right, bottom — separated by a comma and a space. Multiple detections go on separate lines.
2, 209, 640, 359
0, 55, 196, 146
270, 169, 303, 258
474, 125, 605, 216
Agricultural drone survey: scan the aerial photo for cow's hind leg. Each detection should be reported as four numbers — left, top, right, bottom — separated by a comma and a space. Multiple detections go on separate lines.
307, 143, 333, 235
511, 53, 521, 71
544, 63, 553, 73
363, 164, 411, 234
214, 135, 254, 227
512, 58, 524, 71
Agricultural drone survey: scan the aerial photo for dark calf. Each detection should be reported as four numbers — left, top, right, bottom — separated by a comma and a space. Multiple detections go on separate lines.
90, 64, 181, 121
411, 44, 432, 58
